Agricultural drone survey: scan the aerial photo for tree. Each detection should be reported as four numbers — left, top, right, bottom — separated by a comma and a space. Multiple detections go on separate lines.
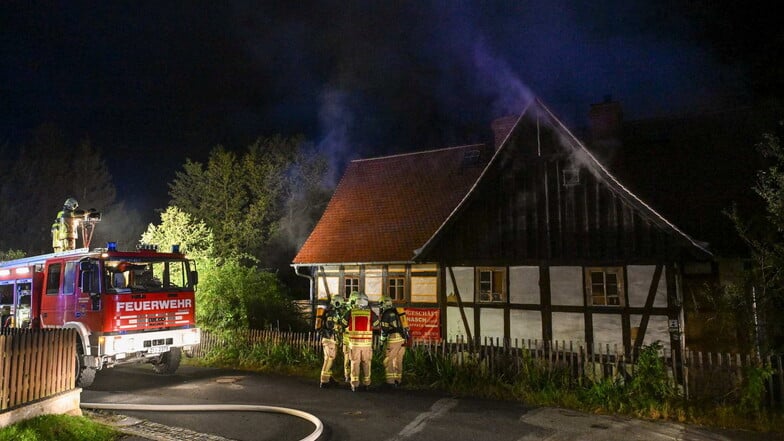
140, 205, 307, 331
0, 125, 118, 253
0, 249, 26, 262
728, 122, 784, 352
168, 135, 331, 272
140, 206, 214, 260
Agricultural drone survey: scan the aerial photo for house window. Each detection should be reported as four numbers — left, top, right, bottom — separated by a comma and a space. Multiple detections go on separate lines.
387, 277, 405, 301
344, 277, 359, 297
476, 267, 506, 303
586, 267, 623, 306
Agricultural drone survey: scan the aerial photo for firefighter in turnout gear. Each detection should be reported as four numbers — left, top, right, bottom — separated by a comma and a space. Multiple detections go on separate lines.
347, 292, 374, 391
379, 295, 410, 387
317, 294, 346, 388
51, 197, 79, 253
342, 291, 359, 383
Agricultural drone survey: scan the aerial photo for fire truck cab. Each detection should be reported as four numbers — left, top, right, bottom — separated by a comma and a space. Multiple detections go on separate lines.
0, 243, 201, 388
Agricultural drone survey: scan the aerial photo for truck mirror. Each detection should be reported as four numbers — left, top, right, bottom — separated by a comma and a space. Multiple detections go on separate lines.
191, 270, 198, 286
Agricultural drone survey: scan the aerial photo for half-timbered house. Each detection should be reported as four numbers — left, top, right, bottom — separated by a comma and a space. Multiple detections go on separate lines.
292, 98, 712, 358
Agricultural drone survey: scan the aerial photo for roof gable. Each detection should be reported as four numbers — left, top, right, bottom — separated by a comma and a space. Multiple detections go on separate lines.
292, 144, 493, 264
414, 98, 711, 261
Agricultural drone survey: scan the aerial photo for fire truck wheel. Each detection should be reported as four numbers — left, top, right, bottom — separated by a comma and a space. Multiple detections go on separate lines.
75, 342, 96, 388
152, 347, 182, 374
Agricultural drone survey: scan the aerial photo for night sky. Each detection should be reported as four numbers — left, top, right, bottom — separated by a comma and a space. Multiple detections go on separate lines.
0, 2, 775, 217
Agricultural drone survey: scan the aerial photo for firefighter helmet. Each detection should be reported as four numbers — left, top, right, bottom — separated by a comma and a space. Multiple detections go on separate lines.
380, 295, 393, 310
63, 197, 78, 211
348, 291, 359, 308
331, 294, 345, 309
356, 292, 369, 309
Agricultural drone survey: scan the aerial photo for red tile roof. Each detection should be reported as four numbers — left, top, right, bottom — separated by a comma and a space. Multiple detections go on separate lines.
292, 144, 492, 264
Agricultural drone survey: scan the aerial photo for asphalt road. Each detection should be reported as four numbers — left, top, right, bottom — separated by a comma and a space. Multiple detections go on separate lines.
81, 364, 778, 441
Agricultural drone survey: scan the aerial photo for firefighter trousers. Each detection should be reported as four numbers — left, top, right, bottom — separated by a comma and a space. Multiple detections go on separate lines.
320, 337, 337, 384
349, 345, 372, 390
383, 338, 405, 384
342, 336, 351, 381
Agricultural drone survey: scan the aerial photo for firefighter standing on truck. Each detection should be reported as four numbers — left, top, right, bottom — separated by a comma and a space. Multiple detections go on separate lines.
379, 295, 410, 387
347, 292, 374, 391
317, 294, 345, 388
51, 197, 79, 252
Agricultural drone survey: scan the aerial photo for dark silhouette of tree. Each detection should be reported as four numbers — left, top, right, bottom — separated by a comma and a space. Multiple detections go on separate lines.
728, 122, 784, 353
0, 124, 117, 254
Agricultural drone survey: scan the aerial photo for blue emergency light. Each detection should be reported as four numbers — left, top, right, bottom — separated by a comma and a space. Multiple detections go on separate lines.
107, 241, 117, 251
172, 244, 180, 253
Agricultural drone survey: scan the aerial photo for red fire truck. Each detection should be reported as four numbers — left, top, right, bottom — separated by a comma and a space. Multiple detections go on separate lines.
0, 242, 200, 388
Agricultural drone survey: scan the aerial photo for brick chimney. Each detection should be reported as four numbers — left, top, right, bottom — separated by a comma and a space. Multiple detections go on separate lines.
589, 95, 623, 147
491, 115, 518, 149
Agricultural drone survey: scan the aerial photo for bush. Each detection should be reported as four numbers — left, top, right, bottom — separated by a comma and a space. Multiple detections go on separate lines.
739, 362, 774, 416
197, 259, 307, 332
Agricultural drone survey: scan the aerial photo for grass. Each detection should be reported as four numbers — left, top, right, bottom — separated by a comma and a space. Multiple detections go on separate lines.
0, 414, 121, 441
186, 331, 322, 377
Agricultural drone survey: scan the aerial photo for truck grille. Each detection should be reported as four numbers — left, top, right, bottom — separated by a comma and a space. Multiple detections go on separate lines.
116, 309, 190, 330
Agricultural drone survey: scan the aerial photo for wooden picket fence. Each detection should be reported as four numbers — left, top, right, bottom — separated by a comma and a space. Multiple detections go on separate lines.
0, 328, 76, 411
195, 329, 784, 408
192, 328, 322, 358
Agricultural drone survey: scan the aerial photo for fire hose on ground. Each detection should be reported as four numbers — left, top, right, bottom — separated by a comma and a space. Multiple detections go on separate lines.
80, 402, 324, 441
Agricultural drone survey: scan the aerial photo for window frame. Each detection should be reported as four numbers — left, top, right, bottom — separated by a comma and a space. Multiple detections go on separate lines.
344, 277, 360, 297
46, 263, 62, 295
0, 282, 14, 305
475, 267, 507, 303
585, 266, 624, 307
387, 276, 406, 302
63, 261, 77, 295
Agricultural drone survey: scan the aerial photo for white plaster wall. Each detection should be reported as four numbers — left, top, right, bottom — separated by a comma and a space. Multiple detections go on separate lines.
627, 265, 667, 307
552, 312, 585, 345
631, 314, 671, 352
480, 308, 505, 343
592, 314, 623, 348
411, 277, 437, 303
317, 276, 339, 300
365, 269, 383, 301
509, 310, 542, 343
446, 267, 474, 301
549, 266, 584, 306
509, 266, 540, 304
447, 305, 474, 342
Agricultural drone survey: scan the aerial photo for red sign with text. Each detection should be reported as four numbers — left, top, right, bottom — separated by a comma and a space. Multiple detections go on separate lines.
405, 308, 440, 341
